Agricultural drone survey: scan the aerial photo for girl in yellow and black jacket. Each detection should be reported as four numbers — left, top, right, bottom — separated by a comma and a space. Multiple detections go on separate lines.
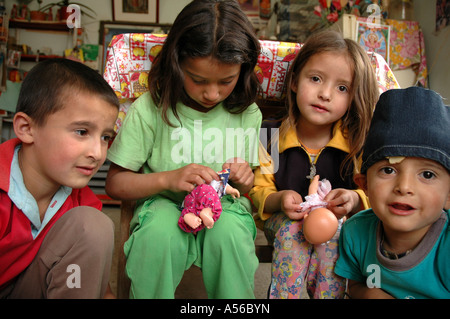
249, 30, 379, 299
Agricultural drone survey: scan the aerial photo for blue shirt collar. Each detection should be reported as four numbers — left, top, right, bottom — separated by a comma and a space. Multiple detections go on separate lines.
8, 145, 72, 239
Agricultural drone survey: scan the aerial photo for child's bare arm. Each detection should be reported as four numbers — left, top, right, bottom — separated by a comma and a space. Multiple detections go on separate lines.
105, 162, 218, 200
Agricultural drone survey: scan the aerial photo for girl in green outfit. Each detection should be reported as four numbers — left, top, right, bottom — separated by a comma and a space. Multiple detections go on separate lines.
105, 0, 262, 298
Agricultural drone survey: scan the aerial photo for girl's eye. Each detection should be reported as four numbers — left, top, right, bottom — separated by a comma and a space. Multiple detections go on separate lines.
338, 85, 348, 92
420, 170, 436, 180
311, 76, 320, 83
192, 78, 206, 84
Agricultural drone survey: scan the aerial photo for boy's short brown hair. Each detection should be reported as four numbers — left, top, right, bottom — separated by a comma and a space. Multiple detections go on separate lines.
16, 58, 119, 126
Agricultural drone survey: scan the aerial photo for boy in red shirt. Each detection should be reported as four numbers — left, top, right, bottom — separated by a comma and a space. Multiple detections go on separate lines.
0, 58, 119, 298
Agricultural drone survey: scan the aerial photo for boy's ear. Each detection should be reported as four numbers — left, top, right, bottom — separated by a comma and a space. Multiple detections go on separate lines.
13, 112, 35, 144
353, 173, 368, 194
445, 193, 450, 211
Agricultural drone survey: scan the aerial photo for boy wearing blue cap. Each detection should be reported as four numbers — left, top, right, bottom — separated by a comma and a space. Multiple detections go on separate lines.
335, 87, 450, 299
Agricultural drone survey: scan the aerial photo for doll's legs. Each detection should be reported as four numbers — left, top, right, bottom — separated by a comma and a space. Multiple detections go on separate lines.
183, 207, 214, 230
179, 184, 222, 232
199, 207, 214, 228
125, 196, 197, 298
179, 186, 201, 232
196, 196, 258, 298
183, 212, 203, 230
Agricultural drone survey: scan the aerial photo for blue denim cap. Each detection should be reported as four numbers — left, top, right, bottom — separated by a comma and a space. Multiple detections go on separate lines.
361, 87, 450, 173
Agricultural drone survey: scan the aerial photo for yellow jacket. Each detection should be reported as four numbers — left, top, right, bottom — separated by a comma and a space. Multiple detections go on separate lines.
249, 120, 369, 223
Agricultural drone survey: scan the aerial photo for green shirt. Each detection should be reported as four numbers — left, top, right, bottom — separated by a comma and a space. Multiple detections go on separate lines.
107, 92, 262, 203
335, 209, 450, 299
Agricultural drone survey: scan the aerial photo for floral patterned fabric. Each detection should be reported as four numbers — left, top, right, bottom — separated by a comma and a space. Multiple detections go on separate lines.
264, 212, 345, 299
369, 49, 400, 93
385, 19, 428, 87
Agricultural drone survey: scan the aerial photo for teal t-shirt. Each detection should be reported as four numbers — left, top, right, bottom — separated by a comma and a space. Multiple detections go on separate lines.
107, 92, 262, 203
335, 209, 450, 299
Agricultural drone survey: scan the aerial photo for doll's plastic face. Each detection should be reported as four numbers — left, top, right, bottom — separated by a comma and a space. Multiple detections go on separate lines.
181, 56, 241, 110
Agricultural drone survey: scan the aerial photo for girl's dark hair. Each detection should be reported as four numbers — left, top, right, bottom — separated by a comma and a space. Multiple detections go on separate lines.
16, 58, 119, 126
284, 30, 379, 176
148, 0, 261, 126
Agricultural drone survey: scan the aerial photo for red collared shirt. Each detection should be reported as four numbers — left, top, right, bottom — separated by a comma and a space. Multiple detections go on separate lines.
0, 138, 102, 289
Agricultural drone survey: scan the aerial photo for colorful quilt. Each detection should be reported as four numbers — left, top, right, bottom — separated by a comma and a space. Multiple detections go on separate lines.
385, 19, 428, 87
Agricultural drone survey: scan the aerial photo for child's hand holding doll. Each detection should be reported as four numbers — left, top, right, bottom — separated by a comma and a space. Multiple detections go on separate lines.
179, 168, 240, 233
301, 175, 339, 244
222, 157, 254, 194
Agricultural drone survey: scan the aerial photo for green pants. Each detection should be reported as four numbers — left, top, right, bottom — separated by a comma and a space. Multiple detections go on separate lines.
124, 195, 258, 299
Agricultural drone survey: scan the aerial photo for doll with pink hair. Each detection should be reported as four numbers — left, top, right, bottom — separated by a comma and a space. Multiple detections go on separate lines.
179, 169, 240, 233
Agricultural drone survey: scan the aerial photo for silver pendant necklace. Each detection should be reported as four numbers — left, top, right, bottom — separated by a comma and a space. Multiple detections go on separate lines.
306, 162, 316, 180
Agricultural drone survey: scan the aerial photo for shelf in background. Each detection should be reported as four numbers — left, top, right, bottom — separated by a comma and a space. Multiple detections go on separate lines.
9, 19, 70, 32
20, 54, 64, 62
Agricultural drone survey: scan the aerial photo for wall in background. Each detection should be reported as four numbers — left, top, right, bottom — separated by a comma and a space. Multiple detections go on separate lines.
5, 0, 449, 99
413, 0, 449, 100
6, 0, 190, 70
